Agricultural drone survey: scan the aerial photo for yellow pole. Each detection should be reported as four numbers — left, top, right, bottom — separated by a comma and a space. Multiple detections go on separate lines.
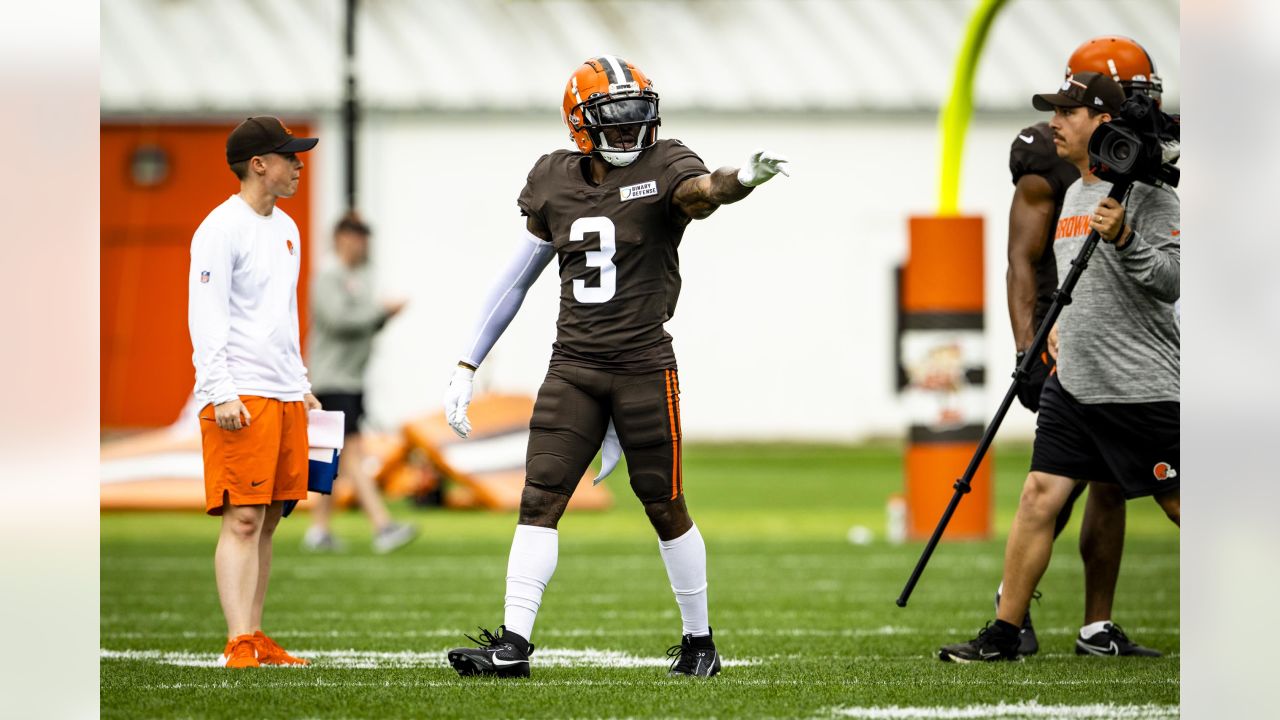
938, 0, 1011, 215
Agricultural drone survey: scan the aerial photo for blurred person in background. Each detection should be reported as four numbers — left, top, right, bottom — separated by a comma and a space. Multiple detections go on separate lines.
303, 212, 418, 554
942, 70, 1179, 663
441, 55, 789, 679
998, 36, 1168, 658
188, 117, 320, 668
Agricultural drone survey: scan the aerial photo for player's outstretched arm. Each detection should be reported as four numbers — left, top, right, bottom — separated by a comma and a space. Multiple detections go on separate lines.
443, 216, 555, 438
673, 149, 789, 222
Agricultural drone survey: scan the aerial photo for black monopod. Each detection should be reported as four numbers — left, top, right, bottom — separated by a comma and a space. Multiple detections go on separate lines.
895, 179, 1133, 608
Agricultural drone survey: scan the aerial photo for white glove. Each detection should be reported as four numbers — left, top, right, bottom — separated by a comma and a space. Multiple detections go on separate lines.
737, 149, 791, 187
593, 419, 622, 485
443, 365, 475, 438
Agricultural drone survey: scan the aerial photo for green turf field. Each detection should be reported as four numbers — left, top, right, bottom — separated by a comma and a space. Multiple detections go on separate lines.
101, 443, 1179, 719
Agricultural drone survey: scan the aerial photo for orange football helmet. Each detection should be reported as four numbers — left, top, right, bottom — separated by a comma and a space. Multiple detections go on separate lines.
1066, 36, 1163, 105
562, 56, 660, 166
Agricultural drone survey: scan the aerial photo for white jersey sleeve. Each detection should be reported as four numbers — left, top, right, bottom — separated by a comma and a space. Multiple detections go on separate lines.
290, 286, 311, 395
188, 224, 240, 406
459, 228, 555, 368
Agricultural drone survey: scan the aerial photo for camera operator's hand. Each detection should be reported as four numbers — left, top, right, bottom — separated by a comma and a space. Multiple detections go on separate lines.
1091, 197, 1132, 246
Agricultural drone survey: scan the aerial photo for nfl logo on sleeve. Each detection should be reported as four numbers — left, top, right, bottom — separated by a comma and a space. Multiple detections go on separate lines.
200, 271, 210, 283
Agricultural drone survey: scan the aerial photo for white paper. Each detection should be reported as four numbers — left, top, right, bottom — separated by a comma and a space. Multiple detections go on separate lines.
307, 410, 346, 451
593, 418, 622, 486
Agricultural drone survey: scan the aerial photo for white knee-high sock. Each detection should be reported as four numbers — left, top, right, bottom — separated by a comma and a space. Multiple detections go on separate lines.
503, 524, 558, 640
658, 523, 710, 637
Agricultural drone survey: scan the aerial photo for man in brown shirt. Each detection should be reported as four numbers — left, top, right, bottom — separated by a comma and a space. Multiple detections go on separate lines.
442, 55, 788, 679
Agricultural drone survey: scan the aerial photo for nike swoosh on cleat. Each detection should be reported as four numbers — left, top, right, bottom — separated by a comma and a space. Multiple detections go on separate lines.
1019, 134, 1035, 144
1079, 640, 1119, 656
490, 655, 528, 666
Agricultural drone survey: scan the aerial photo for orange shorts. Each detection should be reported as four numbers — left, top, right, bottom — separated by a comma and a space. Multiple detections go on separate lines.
199, 395, 308, 515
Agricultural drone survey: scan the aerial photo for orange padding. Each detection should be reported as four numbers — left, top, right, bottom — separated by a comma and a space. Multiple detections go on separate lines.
904, 442, 992, 541
903, 216, 985, 313
100, 431, 200, 460
101, 477, 322, 513
100, 426, 419, 512
100, 394, 613, 513
401, 393, 612, 511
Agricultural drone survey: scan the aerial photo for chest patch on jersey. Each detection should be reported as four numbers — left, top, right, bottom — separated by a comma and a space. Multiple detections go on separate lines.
620, 180, 658, 202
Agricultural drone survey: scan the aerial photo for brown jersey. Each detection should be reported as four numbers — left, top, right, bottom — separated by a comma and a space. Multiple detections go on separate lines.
518, 139, 709, 373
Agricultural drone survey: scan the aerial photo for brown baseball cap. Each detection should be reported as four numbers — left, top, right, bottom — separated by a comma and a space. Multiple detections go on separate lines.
226, 116, 318, 164
1032, 71, 1125, 115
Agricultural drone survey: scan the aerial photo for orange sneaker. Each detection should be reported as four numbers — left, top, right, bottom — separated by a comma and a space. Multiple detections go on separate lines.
253, 630, 310, 666
222, 634, 260, 668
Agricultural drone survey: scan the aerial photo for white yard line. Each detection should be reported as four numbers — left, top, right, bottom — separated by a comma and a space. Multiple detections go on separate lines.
99, 647, 758, 670
831, 702, 1179, 719
101, 626, 1181, 640
126, 678, 824, 690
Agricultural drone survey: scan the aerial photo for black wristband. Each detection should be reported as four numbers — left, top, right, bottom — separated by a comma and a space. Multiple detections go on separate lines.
1114, 226, 1134, 250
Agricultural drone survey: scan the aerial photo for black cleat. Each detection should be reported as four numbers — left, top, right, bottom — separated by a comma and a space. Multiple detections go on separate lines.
1075, 623, 1162, 657
667, 628, 721, 677
939, 621, 1021, 663
994, 588, 1041, 657
447, 626, 534, 678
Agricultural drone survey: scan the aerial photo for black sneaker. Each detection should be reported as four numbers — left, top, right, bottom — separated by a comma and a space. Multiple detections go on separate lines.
939, 621, 1021, 663
667, 629, 721, 677
994, 587, 1041, 657
447, 626, 534, 678
1075, 623, 1162, 657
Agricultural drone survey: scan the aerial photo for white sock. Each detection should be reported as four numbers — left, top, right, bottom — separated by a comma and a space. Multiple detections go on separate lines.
503, 524, 558, 641
658, 523, 710, 637
1081, 620, 1112, 639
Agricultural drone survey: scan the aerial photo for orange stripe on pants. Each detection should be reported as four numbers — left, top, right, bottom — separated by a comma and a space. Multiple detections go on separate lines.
672, 371, 683, 495
665, 370, 680, 500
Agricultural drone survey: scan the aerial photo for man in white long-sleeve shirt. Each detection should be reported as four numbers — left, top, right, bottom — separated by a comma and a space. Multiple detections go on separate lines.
188, 116, 321, 669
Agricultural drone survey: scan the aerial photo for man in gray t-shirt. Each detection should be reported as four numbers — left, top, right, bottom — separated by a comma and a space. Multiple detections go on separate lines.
303, 213, 417, 554
942, 71, 1179, 663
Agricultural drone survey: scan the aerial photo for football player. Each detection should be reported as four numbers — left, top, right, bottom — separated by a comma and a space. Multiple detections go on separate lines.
441, 56, 789, 679
948, 37, 1172, 662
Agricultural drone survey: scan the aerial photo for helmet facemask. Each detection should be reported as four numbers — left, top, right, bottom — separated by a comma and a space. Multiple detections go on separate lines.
573, 88, 660, 167
1119, 74, 1163, 107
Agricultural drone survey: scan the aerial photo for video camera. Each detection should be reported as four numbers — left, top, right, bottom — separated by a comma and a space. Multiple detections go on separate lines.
1088, 93, 1181, 188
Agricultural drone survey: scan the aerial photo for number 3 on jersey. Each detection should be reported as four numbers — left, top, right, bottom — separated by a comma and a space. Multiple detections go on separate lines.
568, 216, 616, 304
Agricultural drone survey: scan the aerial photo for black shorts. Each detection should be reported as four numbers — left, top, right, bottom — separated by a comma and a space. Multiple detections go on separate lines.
526, 364, 683, 504
313, 392, 364, 436
1031, 374, 1179, 499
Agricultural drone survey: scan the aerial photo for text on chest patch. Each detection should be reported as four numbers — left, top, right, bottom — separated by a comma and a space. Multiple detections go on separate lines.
620, 180, 658, 202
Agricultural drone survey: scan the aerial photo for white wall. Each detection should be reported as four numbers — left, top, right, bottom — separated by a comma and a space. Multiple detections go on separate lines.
312, 110, 1051, 441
